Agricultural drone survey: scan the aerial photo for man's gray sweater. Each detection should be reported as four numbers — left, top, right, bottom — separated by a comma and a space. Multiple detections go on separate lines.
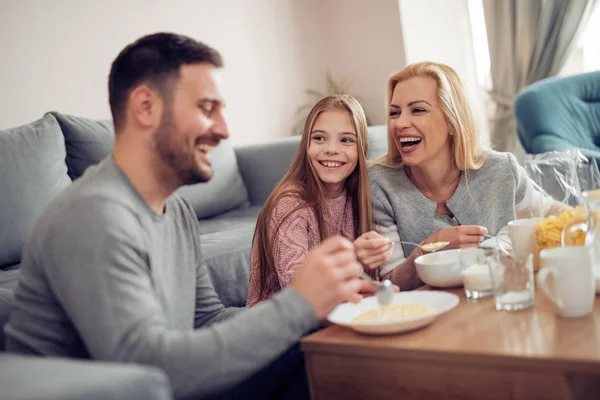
5, 157, 317, 399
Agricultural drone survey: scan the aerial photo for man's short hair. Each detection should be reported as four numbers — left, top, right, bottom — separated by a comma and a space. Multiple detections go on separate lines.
108, 32, 223, 131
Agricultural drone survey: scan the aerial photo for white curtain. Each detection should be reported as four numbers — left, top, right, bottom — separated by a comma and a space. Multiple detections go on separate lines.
483, 0, 598, 155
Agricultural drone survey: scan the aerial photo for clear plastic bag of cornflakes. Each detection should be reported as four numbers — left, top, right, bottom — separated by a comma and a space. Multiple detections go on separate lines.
523, 149, 600, 207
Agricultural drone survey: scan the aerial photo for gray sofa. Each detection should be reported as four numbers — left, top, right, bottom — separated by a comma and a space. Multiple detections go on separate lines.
0, 111, 388, 399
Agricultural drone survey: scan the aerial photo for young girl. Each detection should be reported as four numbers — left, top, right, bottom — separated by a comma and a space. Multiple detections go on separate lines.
246, 95, 393, 307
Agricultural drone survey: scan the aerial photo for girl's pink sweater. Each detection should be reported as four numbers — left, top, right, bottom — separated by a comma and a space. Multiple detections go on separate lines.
246, 190, 355, 307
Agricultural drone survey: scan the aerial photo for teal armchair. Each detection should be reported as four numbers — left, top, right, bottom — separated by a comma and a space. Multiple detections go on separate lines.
514, 71, 600, 162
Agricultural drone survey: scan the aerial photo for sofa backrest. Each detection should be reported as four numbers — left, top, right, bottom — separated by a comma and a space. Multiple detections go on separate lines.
50, 112, 115, 180
176, 144, 249, 219
0, 113, 390, 269
0, 114, 72, 268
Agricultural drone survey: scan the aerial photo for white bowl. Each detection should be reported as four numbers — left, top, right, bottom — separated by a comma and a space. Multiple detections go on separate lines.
327, 291, 460, 335
414, 248, 463, 288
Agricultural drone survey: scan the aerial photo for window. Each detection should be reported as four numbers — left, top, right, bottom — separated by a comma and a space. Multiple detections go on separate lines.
468, 0, 600, 82
560, 4, 600, 76
467, 0, 599, 141
468, 0, 491, 91
467, 0, 493, 138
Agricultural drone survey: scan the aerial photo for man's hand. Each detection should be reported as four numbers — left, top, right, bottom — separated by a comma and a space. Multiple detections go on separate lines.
345, 279, 400, 303
291, 236, 362, 320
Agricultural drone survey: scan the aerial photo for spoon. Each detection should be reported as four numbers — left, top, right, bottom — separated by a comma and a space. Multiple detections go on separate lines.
399, 241, 450, 253
360, 272, 394, 306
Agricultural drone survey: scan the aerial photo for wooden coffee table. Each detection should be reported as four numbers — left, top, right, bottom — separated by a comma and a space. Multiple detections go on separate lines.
301, 288, 600, 400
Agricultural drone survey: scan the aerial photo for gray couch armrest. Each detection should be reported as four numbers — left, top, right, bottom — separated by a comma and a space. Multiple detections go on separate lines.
0, 354, 172, 400
234, 136, 300, 206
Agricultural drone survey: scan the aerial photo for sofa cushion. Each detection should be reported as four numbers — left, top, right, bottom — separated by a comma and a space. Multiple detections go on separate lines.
234, 136, 301, 206
48, 112, 115, 180
0, 115, 72, 267
201, 227, 254, 308
0, 289, 14, 351
0, 269, 19, 351
177, 140, 250, 219
0, 269, 19, 289
198, 205, 261, 235
0, 355, 172, 400
1, 263, 20, 271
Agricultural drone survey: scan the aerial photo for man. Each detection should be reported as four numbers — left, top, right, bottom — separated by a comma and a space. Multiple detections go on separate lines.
5, 32, 363, 399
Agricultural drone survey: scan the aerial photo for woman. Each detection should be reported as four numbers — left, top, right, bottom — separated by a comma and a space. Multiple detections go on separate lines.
247, 95, 393, 307
370, 61, 568, 290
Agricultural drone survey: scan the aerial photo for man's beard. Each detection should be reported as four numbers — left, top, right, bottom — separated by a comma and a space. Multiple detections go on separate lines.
154, 110, 212, 186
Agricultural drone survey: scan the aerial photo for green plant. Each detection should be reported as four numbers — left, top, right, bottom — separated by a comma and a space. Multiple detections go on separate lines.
292, 71, 368, 135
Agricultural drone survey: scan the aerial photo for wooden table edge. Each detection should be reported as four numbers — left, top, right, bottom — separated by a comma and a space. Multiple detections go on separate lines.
301, 334, 600, 375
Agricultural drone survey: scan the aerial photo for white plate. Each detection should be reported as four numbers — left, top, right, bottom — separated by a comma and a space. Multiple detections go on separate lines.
327, 291, 460, 335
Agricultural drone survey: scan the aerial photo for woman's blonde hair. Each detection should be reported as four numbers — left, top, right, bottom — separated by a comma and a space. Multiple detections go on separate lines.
252, 94, 374, 300
376, 61, 485, 170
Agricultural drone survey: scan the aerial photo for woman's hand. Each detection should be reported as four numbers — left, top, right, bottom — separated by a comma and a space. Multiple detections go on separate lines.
354, 231, 394, 269
424, 225, 488, 250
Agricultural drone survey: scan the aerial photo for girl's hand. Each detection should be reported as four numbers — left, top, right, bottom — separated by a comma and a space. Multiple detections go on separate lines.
424, 226, 488, 250
354, 231, 394, 269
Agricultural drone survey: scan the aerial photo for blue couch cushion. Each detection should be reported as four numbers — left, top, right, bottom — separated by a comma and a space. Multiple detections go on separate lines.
514, 71, 600, 159
177, 140, 250, 219
0, 115, 72, 267
48, 112, 115, 180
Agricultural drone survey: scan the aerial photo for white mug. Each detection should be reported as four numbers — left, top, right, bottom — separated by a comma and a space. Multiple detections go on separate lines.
538, 247, 596, 318
508, 218, 542, 261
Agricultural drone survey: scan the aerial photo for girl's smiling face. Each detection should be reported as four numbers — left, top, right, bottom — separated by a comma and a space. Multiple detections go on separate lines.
308, 109, 358, 198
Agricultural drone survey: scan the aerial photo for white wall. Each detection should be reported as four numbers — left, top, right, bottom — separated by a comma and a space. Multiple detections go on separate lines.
320, 0, 405, 125
1, 0, 487, 144
0, 0, 407, 143
0, 0, 324, 144
398, 0, 489, 146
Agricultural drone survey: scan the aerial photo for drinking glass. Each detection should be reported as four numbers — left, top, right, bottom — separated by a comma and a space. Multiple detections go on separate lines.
488, 251, 535, 311
459, 247, 494, 299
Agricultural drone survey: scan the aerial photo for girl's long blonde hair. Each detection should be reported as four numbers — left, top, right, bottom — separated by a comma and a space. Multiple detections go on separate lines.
376, 61, 485, 170
252, 95, 373, 300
